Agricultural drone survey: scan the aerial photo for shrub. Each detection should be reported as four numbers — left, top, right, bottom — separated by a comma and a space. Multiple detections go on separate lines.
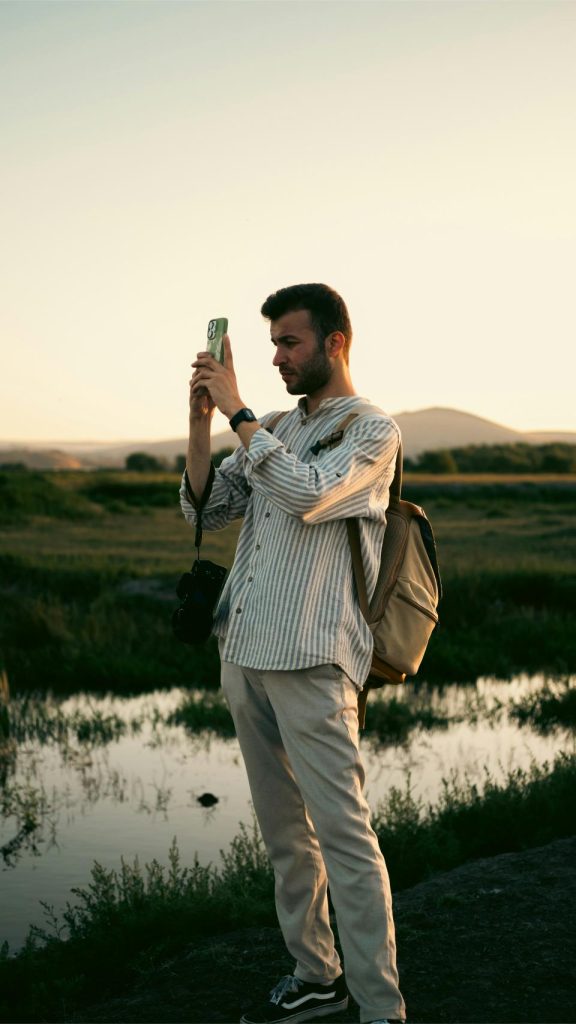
125, 453, 167, 472
373, 751, 576, 889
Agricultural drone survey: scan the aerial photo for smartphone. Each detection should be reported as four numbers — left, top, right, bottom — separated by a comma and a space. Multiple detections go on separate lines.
206, 318, 228, 364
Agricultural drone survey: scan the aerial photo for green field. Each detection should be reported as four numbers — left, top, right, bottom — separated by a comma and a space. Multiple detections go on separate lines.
0, 470, 575, 691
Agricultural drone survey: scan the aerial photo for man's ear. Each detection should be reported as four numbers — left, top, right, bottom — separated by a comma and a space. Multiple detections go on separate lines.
326, 331, 346, 358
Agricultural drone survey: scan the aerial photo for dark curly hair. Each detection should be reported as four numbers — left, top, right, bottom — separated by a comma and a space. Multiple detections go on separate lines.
261, 283, 352, 362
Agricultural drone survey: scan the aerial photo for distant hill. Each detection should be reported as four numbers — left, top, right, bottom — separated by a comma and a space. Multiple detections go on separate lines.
393, 407, 523, 457
0, 448, 88, 471
2, 407, 575, 469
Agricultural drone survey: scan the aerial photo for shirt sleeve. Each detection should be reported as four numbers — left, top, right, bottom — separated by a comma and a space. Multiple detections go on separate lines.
179, 444, 252, 531
243, 415, 400, 525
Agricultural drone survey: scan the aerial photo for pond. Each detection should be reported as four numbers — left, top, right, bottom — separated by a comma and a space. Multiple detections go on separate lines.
1, 674, 573, 952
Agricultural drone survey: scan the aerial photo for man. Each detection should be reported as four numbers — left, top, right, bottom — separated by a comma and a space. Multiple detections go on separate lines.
181, 284, 406, 1024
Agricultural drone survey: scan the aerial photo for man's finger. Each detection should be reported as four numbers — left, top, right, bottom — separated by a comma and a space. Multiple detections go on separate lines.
223, 334, 234, 370
192, 352, 213, 368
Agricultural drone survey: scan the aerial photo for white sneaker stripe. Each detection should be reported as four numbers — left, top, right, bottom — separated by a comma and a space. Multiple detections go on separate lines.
281, 991, 336, 1009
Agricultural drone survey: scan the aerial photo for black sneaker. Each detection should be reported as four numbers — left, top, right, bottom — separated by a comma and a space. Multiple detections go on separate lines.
240, 972, 349, 1023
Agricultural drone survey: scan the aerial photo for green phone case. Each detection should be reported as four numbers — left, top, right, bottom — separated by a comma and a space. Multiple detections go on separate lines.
206, 318, 228, 363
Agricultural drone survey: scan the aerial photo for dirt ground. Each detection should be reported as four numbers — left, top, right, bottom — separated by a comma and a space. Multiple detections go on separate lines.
72, 837, 576, 1024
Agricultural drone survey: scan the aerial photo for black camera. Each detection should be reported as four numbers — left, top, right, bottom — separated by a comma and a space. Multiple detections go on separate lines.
172, 559, 228, 645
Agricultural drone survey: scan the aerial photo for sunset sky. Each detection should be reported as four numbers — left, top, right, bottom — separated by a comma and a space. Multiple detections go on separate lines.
1, 0, 575, 442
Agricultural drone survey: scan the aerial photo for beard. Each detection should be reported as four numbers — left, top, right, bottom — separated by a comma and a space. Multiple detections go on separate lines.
283, 347, 332, 395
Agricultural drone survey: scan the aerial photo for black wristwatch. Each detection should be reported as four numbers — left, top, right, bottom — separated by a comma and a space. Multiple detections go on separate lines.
229, 407, 257, 432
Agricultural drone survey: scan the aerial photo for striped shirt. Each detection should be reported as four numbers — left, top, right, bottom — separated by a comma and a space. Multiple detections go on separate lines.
179, 395, 400, 687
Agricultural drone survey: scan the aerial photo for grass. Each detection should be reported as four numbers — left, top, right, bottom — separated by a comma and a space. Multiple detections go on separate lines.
0, 472, 575, 692
420, 568, 576, 682
0, 779, 49, 848
0, 470, 186, 525
0, 472, 98, 524
0, 565, 574, 692
363, 692, 451, 740
0, 751, 574, 1022
509, 680, 576, 732
166, 690, 236, 736
169, 689, 451, 742
372, 751, 576, 889
0, 823, 275, 1022
1, 679, 570, 754
0, 551, 222, 692
2, 693, 141, 747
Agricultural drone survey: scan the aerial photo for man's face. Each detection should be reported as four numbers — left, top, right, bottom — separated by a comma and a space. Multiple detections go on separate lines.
271, 309, 332, 396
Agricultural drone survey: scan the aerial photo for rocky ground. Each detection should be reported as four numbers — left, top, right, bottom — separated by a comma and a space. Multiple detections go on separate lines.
71, 837, 576, 1024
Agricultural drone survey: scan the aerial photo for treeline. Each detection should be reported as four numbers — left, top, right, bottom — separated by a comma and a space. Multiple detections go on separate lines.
127, 442, 576, 474
2, 443, 575, 476
405, 442, 576, 474
0, 449, 237, 475
125, 448, 235, 472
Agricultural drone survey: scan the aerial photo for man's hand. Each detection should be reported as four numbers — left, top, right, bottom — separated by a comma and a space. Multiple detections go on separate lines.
191, 335, 245, 421
189, 376, 216, 422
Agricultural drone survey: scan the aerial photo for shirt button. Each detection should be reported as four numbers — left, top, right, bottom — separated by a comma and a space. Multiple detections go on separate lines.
265, 512, 271, 518
248, 576, 253, 582
235, 608, 242, 614
256, 544, 261, 550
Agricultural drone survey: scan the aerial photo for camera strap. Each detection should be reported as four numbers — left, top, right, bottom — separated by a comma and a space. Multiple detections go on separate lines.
184, 463, 216, 556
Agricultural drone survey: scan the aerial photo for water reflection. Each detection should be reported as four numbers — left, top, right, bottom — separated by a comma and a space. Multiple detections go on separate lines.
0, 675, 574, 950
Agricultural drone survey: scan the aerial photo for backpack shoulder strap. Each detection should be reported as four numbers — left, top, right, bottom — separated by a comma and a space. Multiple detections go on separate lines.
330, 406, 403, 625
346, 517, 370, 620
346, 405, 403, 500
390, 441, 403, 501
311, 404, 403, 500
346, 439, 402, 626
309, 412, 359, 455
266, 411, 289, 433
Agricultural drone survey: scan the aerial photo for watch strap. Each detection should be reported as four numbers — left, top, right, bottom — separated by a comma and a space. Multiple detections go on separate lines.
229, 407, 257, 432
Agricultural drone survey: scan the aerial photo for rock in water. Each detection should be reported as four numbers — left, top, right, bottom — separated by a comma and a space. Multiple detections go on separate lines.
197, 792, 219, 807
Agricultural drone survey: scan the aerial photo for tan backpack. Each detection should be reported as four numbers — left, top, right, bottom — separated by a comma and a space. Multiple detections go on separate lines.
268, 407, 442, 727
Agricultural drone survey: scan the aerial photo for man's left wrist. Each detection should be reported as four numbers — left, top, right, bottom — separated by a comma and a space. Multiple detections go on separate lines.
229, 406, 258, 432
225, 402, 245, 422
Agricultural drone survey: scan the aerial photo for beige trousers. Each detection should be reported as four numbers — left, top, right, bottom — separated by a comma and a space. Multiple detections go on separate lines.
220, 655, 406, 1023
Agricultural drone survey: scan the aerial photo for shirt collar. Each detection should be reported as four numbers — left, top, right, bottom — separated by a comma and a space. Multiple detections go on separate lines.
297, 395, 372, 423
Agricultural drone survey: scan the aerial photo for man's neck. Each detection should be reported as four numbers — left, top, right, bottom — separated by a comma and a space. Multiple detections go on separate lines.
305, 380, 356, 414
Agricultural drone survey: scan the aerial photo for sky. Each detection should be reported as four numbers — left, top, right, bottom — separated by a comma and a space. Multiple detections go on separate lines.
1, 0, 575, 443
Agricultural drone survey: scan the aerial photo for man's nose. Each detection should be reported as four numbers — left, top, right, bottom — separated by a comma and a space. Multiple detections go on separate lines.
272, 348, 283, 366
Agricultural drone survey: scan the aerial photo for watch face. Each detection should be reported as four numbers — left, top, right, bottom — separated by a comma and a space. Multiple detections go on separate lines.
230, 408, 256, 430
